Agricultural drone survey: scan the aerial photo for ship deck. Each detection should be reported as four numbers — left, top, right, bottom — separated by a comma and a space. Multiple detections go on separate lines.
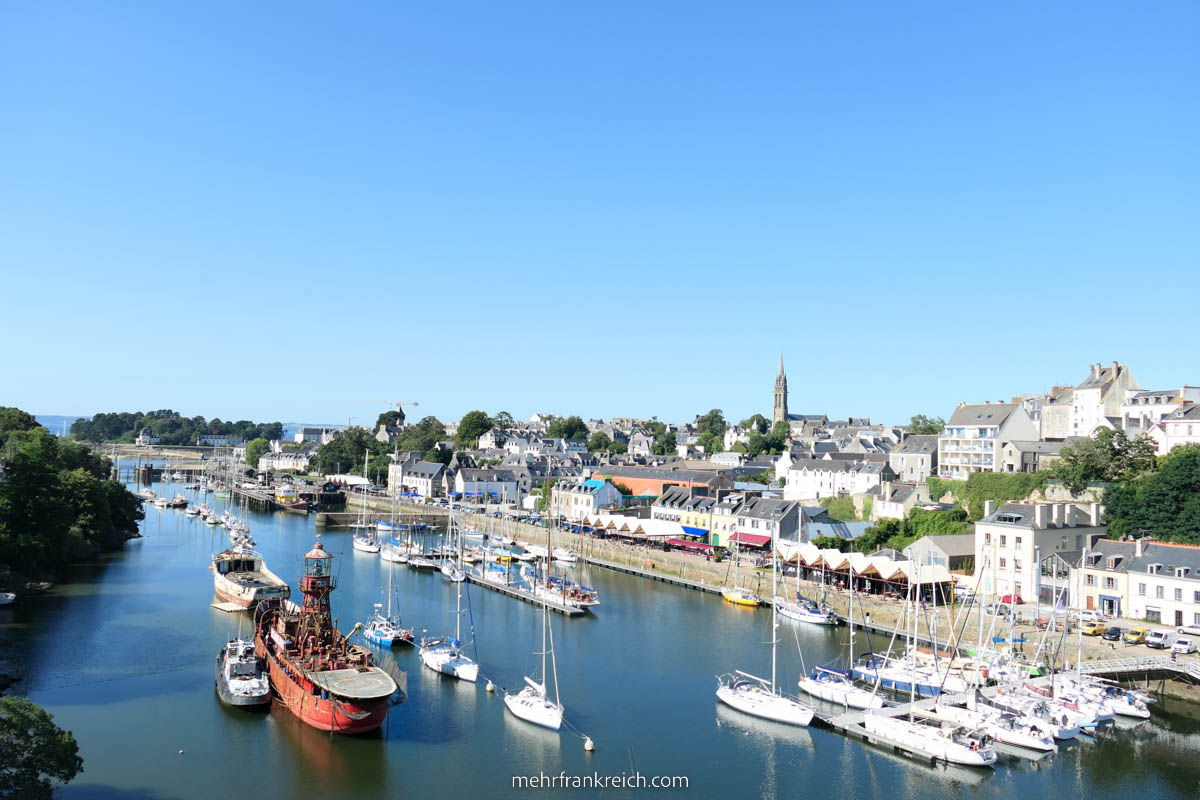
308, 667, 397, 700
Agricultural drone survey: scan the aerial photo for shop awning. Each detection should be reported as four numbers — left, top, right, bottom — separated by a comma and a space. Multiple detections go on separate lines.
729, 532, 771, 548
666, 538, 715, 551
680, 526, 709, 537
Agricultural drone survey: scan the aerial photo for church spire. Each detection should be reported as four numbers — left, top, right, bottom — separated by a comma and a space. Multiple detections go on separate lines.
773, 352, 788, 425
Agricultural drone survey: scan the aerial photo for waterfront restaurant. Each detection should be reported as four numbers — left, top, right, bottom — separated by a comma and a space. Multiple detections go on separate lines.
779, 542, 954, 603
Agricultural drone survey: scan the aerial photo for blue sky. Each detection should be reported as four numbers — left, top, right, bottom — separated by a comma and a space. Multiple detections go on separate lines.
2, 2, 1197, 428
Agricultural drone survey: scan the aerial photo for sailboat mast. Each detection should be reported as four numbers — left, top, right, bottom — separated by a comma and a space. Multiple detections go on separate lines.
770, 515, 778, 695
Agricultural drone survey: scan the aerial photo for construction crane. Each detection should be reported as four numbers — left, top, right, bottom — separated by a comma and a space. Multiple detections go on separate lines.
390, 401, 419, 412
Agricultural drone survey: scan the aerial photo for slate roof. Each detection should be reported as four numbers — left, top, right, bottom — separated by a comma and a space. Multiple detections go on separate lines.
896, 435, 938, 455
1127, 542, 1200, 582
1163, 405, 1200, 422
948, 404, 1018, 426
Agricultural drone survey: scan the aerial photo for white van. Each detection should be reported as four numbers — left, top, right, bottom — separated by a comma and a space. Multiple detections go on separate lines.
1146, 629, 1178, 650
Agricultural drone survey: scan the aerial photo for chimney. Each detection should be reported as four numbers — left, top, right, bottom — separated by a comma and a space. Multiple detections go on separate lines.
1089, 502, 1101, 527
983, 500, 996, 517
1112, 361, 1119, 375
1035, 503, 1046, 529
1051, 503, 1062, 527
1136, 537, 1144, 558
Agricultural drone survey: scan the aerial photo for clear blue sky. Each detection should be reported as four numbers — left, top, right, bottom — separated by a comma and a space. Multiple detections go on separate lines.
2, 2, 1197, 428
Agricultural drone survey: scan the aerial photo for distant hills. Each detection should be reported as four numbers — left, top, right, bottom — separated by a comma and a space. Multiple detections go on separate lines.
34, 415, 344, 440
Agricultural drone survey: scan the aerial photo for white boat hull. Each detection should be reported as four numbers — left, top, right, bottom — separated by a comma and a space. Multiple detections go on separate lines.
716, 683, 813, 726
505, 684, 563, 730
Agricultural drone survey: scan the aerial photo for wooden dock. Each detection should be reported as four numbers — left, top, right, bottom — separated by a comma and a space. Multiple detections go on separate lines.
465, 573, 586, 617
584, 554, 725, 597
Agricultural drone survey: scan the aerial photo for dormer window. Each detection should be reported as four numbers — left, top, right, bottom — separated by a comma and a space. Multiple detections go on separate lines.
1147, 563, 1161, 575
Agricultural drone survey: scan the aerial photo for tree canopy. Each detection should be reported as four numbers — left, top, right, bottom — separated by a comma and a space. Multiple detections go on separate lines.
0, 407, 144, 575
456, 411, 493, 446
1052, 428, 1157, 493
244, 438, 271, 470
0, 696, 83, 800
745, 421, 790, 457
851, 508, 970, 554
375, 409, 405, 428
907, 415, 946, 435
69, 410, 282, 445
739, 414, 770, 435
587, 431, 612, 453
927, 471, 1051, 520
547, 416, 588, 440
652, 431, 677, 456
695, 409, 727, 455
1104, 444, 1200, 543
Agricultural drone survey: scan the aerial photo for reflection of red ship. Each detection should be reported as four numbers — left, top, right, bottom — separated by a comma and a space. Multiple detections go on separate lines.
254, 538, 398, 734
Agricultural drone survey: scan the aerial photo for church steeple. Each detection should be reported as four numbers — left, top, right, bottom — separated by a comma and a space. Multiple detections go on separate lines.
773, 353, 788, 425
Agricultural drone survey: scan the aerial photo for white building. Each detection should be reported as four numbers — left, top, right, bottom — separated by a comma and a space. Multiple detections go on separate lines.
294, 427, 340, 445
258, 451, 313, 472
135, 428, 161, 446
1148, 405, 1200, 456
550, 478, 624, 521
1070, 362, 1140, 438
197, 434, 244, 447
973, 501, 1105, 605
888, 435, 938, 483
1122, 540, 1200, 628
937, 403, 1039, 479
1120, 388, 1200, 436
782, 459, 894, 502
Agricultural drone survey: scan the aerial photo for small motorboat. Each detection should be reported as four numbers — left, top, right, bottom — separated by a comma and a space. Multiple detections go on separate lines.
214, 639, 270, 708
363, 604, 414, 647
0, 592, 16, 606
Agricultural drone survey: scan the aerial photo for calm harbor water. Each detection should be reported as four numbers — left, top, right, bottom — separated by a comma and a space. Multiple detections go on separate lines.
2, 479, 1199, 799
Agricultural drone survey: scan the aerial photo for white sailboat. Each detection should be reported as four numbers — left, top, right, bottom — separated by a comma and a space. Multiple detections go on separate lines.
720, 533, 761, 607
797, 570, 883, 709
420, 506, 480, 682
505, 524, 564, 731
363, 559, 414, 647
716, 526, 813, 726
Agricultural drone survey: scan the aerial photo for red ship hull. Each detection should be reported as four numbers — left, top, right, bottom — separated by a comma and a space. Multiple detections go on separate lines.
263, 651, 389, 734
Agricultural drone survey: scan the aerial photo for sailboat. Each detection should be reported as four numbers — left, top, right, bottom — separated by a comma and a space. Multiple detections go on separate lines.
721, 533, 761, 607
775, 554, 837, 625
363, 559, 414, 647
716, 527, 813, 726
797, 567, 883, 709
504, 532, 564, 730
420, 509, 480, 682
440, 502, 466, 582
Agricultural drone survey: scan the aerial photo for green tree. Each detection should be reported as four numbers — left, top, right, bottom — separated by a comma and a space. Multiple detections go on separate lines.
819, 495, 857, 522
908, 415, 946, 435
652, 431, 677, 455
811, 535, 848, 551
376, 410, 404, 428
547, 416, 588, 440
696, 409, 727, 438
1053, 428, 1157, 493
0, 696, 84, 800
739, 414, 770, 435
587, 432, 612, 453
1105, 444, 1200, 543
456, 411, 493, 446
245, 438, 270, 469
609, 440, 628, 455
493, 411, 515, 428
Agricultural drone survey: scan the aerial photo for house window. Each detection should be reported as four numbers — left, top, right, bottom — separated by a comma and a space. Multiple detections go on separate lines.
1156, 586, 1164, 599
1085, 574, 1095, 586
985, 533, 991, 545
1195, 612, 1200, 626
1105, 577, 1115, 590
999, 557, 1006, 570
1194, 591, 1200, 604
1000, 535, 1007, 548
1176, 588, 1183, 602
1138, 583, 1146, 596
1016, 537, 1022, 548
1015, 560, 1022, 573
1075, 535, 1082, 548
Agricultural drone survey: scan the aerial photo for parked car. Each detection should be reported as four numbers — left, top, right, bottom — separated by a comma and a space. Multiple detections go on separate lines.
1177, 624, 1200, 637
999, 594, 1023, 605
1146, 630, 1178, 650
1101, 626, 1123, 642
1077, 610, 1102, 624
1124, 627, 1151, 644
1081, 621, 1108, 637
985, 603, 1012, 617
1173, 638, 1196, 655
